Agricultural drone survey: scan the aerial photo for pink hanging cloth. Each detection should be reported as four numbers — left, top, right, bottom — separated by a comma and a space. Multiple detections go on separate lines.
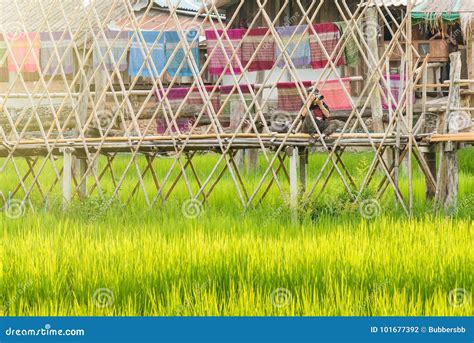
205, 29, 244, 76
382, 74, 404, 110
277, 81, 313, 112
310, 23, 345, 69
277, 79, 352, 112
317, 78, 352, 111
7, 32, 40, 73
241, 28, 275, 71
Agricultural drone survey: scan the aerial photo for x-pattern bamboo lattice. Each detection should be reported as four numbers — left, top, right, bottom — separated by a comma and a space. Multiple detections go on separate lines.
0, 0, 435, 215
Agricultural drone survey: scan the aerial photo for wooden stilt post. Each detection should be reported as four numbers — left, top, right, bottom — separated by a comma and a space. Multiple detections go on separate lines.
75, 55, 93, 199
247, 71, 265, 172
467, 27, 474, 117
230, 97, 245, 169
289, 146, 299, 220
425, 149, 437, 199
299, 147, 307, 197
62, 148, 73, 209
422, 57, 437, 200
95, 69, 108, 132
435, 52, 461, 212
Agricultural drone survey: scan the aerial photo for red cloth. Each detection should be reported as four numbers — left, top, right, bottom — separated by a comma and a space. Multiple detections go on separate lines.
156, 85, 221, 112
277, 79, 352, 113
205, 29, 244, 76
241, 28, 275, 71
309, 23, 345, 69
317, 78, 352, 111
220, 84, 254, 95
277, 81, 312, 112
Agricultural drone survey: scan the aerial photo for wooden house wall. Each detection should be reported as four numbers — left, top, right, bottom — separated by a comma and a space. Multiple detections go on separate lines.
225, 0, 358, 28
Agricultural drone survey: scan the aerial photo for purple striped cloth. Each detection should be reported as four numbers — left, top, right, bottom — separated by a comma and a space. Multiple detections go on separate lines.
40, 31, 73, 75
275, 26, 311, 69
94, 30, 129, 72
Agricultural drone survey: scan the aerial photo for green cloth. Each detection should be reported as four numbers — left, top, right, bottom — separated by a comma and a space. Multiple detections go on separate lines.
220, 94, 254, 118
412, 0, 461, 23
335, 21, 360, 68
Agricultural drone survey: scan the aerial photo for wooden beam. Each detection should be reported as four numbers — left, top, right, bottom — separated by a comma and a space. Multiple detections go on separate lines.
299, 147, 307, 197
289, 146, 298, 221
247, 70, 265, 173
430, 133, 474, 142
62, 148, 73, 209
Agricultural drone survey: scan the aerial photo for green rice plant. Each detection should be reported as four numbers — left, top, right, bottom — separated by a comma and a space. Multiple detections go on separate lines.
0, 148, 472, 316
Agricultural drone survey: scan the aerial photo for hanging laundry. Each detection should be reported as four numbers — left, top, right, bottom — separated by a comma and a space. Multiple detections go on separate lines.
277, 81, 312, 112
274, 26, 311, 69
156, 86, 221, 111
6, 32, 40, 73
155, 85, 221, 131
94, 30, 129, 72
309, 23, 345, 69
334, 21, 360, 67
40, 31, 73, 76
190, 85, 221, 113
241, 28, 275, 72
0, 35, 6, 67
164, 30, 200, 77
317, 78, 352, 111
205, 29, 244, 76
382, 74, 403, 110
129, 31, 166, 78
155, 87, 196, 134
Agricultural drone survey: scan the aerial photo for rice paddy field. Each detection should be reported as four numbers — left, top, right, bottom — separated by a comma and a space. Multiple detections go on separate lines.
1, 148, 473, 316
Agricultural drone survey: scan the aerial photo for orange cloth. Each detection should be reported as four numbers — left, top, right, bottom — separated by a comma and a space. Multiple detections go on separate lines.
7, 32, 40, 73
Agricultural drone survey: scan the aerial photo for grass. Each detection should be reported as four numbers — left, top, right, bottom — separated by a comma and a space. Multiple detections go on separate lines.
1, 148, 473, 316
